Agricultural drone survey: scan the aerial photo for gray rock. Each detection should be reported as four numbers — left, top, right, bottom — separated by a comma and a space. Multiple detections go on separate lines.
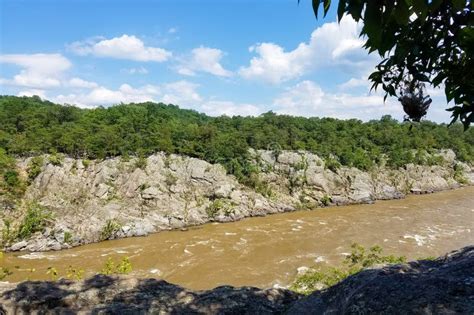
10, 240, 28, 251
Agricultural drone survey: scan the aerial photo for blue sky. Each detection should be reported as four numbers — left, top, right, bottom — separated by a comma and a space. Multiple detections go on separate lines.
0, 0, 449, 121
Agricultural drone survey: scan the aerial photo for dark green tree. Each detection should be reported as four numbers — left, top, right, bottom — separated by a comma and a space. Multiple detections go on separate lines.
304, 0, 473, 128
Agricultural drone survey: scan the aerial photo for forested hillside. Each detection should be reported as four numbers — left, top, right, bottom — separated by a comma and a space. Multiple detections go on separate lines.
1, 95, 473, 185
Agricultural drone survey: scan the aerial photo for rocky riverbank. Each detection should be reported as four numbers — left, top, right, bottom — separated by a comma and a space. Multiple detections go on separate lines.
0, 246, 472, 314
1, 149, 473, 252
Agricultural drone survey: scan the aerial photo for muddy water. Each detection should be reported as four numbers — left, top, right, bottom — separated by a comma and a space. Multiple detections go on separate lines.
2, 187, 473, 289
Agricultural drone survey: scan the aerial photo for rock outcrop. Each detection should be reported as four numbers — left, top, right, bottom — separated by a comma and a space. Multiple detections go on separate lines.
1, 149, 472, 251
0, 246, 472, 314
287, 245, 474, 314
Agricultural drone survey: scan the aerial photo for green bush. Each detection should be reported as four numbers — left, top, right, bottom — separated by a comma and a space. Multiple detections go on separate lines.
100, 256, 132, 275
49, 153, 64, 166
82, 159, 91, 169
134, 156, 147, 170
290, 243, 406, 295
17, 203, 53, 240
100, 219, 122, 240
27, 156, 44, 182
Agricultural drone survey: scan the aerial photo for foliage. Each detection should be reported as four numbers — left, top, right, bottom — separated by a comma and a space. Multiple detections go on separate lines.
100, 256, 132, 275
27, 156, 44, 183
320, 195, 332, 207
206, 199, 225, 218
48, 153, 64, 166
307, 0, 473, 128
66, 265, 84, 280
0, 97, 473, 190
64, 231, 73, 244
46, 267, 59, 281
17, 203, 53, 240
0, 252, 13, 280
134, 156, 147, 170
100, 219, 122, 240
290, 243, 406, 295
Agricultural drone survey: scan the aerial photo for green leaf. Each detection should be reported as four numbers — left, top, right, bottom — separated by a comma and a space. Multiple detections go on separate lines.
337, 0, 346, 21
323, 0, 331, 17
312, 0, 322, 19
393, 0, 410, 25
412, 0, 428, 20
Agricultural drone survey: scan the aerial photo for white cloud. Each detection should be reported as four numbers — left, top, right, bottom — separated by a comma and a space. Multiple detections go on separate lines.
338, 77, 369, 90
176, 46, 232, 77
53, 84, 161, 108
67, 77, 99, 89
121, 66, 149, 75
168, 27, 178, 34
201, 101, 262, 117
17, 89, 47, 99
273, 80, 403, 120
0, 53, 71, 88
68, 34, 172, 62
161, 80, 202, 106
239, 16, 376, 84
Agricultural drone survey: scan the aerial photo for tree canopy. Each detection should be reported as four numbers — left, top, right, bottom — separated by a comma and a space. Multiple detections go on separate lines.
306, 0, 473, 128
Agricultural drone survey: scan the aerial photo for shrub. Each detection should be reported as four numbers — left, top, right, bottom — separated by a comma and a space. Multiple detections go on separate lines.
290, 243, 406, 295
64, 231, 73, 244
82, 159, 91, 169
17, 203, 53, 240
27, 156, 44, 182
206, 199, 224, 218
100, 219, 122, 240
134, 156, 147, 170
325, 157, 341, 173
320, 195, 332, 207
100, 256, 132, 275
49, 153, 64, 166
66, 265, 84, 280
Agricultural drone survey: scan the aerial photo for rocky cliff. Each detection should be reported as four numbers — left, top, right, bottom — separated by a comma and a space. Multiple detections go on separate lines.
0, 246, 472, 314
2, 149, 472, 251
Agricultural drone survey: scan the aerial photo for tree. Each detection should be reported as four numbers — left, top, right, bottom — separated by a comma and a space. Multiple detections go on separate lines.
304, 0, 473, 129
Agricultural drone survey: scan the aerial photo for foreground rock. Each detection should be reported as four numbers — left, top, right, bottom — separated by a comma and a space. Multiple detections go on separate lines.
287, 245, 474, 314
0, 246, 472, 314
0, 276, 300, 314
1, 149, 472, 251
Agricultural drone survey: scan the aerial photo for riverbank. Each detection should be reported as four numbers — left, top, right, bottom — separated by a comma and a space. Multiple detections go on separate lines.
1, 149, 473, 252
2, 186, 473, 287
1, 246, 472, 314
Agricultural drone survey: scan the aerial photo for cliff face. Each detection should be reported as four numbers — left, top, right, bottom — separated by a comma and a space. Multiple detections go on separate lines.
2, 149, 473, 251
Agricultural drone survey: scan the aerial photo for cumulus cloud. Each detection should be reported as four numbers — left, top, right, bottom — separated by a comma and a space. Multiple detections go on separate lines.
67, 77, 99, 89
239, 16, 376, 84
68, 34, 172, 62
201, 101, 262, 117
176, 46, 232, 77
161, 80, 203, 106
53, 83, 161, 108
121, 66, 149, 75
273, 80, 403, 120
0, 53, 71, 88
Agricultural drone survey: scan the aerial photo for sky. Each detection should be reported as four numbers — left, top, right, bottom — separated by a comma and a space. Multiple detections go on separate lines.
0, 0, 450, 122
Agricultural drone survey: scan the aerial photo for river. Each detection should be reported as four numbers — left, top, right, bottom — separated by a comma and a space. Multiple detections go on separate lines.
2, 186, 473, 289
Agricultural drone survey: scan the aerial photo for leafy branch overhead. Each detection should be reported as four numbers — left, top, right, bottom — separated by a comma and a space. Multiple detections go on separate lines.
304, 0, 473, 129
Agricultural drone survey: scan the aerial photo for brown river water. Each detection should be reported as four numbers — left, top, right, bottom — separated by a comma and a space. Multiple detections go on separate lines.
2, 186, 473, 290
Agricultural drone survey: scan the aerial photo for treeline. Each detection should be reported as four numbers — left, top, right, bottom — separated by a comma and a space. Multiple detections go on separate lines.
1, 95, 473, 180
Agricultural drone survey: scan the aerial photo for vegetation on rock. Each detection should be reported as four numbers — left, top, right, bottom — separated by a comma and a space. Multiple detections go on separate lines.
290, 243, 406, 295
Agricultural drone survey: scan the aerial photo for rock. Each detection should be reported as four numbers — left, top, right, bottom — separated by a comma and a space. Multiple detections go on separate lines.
141, 186, 161, 199
287, 246, 474, 314
10, 241, 28, 251
5, 149, 471, 252
0, 275, 300, 314
214, 183, 234, 198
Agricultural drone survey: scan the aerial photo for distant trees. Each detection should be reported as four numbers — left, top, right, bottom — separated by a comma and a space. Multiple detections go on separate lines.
0, 96, 473, 185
